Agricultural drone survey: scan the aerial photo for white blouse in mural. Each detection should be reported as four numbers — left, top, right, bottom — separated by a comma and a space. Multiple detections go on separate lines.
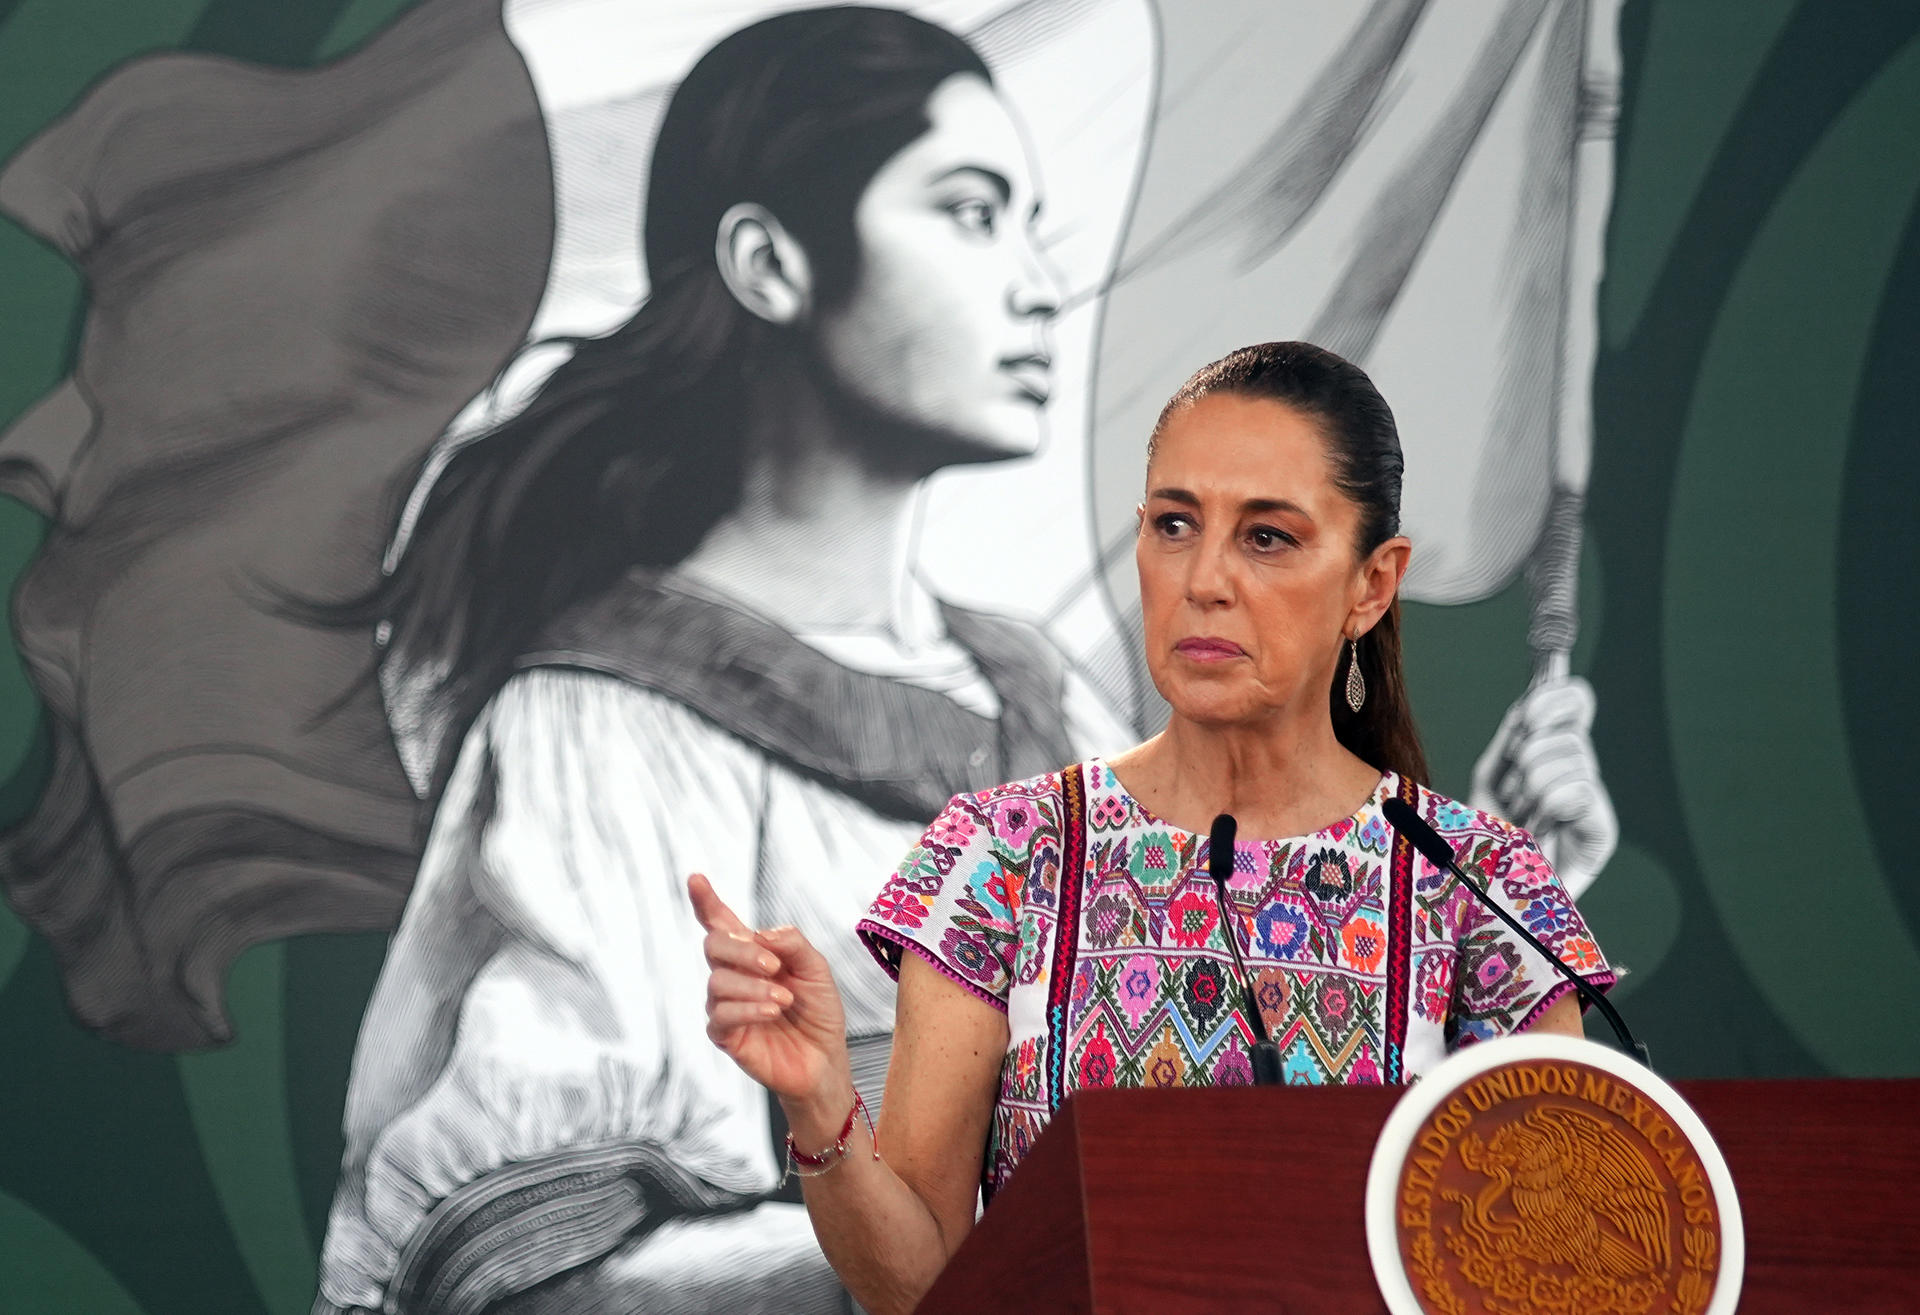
316, 661, 1127, 1309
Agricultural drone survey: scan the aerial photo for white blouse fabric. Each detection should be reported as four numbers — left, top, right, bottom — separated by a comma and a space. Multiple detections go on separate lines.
317, 661, 1128, 1310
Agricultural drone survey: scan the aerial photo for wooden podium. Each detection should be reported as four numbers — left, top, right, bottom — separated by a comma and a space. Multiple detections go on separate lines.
914, 1079, 1920, 1314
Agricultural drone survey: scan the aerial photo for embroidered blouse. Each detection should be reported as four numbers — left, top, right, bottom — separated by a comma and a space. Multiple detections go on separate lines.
856, 760, 1614, 1197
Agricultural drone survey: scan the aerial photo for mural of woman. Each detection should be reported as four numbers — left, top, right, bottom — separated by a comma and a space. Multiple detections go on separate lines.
316, 9, 1132, 1314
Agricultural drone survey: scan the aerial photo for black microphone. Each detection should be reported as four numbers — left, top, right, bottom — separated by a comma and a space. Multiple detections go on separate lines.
1380, 797, 1650, 1068
1209, 813, 1284, 1085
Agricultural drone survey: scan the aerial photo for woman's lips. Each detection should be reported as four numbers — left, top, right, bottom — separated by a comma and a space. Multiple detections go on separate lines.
1174, 637, 1246, 662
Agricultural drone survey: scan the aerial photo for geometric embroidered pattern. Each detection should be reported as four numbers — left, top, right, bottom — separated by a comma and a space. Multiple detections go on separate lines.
858, 759, 1615, 1198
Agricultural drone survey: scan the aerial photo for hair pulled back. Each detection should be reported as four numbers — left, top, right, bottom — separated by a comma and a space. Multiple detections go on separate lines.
353, 8, 989, 791
1149, 341, 1429, 784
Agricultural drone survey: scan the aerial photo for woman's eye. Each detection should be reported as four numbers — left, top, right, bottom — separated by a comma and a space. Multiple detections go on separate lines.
1152, 513, 1194, 539
1247, 525, 1295, 552
947, 198, 997, 236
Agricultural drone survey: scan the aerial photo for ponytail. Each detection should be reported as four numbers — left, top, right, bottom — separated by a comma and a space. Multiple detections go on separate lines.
1154, 341, 1430, 785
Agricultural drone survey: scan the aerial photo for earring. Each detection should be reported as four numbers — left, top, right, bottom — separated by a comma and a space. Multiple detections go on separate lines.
1344, 637, 1366, 712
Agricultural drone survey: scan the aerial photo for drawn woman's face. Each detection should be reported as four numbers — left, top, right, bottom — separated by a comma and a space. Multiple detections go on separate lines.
813, 73, 1062, 464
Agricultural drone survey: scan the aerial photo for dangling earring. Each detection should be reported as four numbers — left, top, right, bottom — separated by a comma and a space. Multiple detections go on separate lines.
1344, 636, 1366, 712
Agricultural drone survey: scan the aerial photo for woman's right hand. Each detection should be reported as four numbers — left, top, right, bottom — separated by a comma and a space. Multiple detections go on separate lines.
688, 872, 852, 1106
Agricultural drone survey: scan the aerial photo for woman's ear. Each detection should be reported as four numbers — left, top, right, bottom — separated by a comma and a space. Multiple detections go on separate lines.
715, 202, 812, 325
1348, 535, 1412, 637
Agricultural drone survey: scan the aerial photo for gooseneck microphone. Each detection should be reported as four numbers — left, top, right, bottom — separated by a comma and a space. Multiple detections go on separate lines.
1208, 814, 1284, 1086
1379, 797, 1650, 1068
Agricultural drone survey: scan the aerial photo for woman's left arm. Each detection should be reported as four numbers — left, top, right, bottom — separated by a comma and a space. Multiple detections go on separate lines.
1525, 994, 1585, 1037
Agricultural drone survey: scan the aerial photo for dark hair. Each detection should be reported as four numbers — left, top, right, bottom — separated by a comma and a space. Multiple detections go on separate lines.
1148, 341, 1430, 784
356, 7, 990, 790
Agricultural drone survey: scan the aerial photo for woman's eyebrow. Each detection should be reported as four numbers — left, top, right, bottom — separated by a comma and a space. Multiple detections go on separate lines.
927, 164, 1011, 203
1146, 488, 1309, 519
1241, 497, 1310, 518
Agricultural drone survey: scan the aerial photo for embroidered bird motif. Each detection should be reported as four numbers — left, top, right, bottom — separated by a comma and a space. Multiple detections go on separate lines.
1452, 1103, 1671, 1282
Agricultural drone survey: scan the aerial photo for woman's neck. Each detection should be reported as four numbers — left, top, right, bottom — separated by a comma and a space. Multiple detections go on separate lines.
1107, 703, 1384, 841
675, 358, 944, 649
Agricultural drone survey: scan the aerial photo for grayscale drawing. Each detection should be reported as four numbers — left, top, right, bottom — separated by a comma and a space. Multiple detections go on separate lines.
0, 0, 1624, 1310
318, 6, 1145, 1313
1083, 0, 1624, 895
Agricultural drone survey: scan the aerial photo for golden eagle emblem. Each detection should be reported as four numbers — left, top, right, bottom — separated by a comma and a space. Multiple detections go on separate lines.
1442, 1103, 1672, 1312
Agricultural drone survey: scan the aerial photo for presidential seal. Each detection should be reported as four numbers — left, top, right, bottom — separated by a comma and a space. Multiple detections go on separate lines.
1365, 1035, 1743, 1315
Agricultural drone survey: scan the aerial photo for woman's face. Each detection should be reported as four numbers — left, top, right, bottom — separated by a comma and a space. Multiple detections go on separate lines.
1136, 393, 1406, 729
811, 73, 1062, 464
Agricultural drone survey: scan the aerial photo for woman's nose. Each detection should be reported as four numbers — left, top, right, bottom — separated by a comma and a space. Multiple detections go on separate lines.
1184, 534, 1236, 607
1008, 232, 1063, 320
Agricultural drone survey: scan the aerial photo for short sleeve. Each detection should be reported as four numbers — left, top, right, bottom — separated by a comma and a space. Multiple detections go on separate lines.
857, 784, 1050, 1011
1438, 801, 1617, 1044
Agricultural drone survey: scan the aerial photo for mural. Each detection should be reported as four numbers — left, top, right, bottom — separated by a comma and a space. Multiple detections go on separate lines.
0, 1, 1916, 1312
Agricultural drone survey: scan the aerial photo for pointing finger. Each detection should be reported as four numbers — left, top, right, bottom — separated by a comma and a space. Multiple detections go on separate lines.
688, 872, 750, 936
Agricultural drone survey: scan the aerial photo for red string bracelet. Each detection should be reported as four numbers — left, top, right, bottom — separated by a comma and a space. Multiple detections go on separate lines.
784, 1090, 879, 1180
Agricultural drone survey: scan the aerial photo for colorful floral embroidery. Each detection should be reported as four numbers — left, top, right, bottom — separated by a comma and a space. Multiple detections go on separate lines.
1341, 917, 1387, 973
856, 763, 1614, 1199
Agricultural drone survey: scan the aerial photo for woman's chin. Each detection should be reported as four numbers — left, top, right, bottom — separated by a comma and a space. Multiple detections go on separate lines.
1160, 686, 1264, 730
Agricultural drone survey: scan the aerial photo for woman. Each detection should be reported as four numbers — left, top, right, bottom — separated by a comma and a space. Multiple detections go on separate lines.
316, 9, 1129, 1314
692, 341, 1614, 1314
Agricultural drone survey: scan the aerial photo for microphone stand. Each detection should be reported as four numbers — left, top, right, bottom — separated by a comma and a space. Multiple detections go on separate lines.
1209, 814, 1285, 1085
1380, 797, 1651, 1069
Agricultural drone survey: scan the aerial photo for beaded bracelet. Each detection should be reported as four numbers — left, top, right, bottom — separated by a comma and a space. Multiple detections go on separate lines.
784, 1090, 879, 1180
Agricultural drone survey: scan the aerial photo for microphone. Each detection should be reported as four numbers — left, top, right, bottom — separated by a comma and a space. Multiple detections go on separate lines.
1380, 797, 1650, 1068
1208, 814, 1284, 1085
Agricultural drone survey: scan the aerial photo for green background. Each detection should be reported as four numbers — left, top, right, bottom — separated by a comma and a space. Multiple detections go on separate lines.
1, 1, 1917, 1309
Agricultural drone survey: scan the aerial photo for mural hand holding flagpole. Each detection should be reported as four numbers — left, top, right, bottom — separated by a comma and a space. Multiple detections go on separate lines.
1471, 0, 1622, 902
1470, 673, 1617, 899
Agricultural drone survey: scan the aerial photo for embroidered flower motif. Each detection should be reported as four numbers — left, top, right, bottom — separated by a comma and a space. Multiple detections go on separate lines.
1323, 816, 1356, 844
1255, 904, 1309, 960
1025, 836, 1061, 909
896, 851, 944, 895
1118, 954, 1162, 1031
1280, 1036, 1322, 1084
1356, 815, 1392, 856
1434, 799, 1474, 830
1088, 794, 1130, 830
1308, 973, 1359, 1044
1166, 888, 1219, 949
1145, 1027, 1184, 1088
1340, 917, 1386, 973
1085, 891, 1134, 950
1129, 830, 1179, 888
1560, 937, 1604, 971
872, 887, 929, 929
1303, 848, 1356, 904
927, 809, 977, 850
1452, 1017, 1499, 1046
1347, 1041, 1382, 1086
1521, 896, 1576, 939
1078, 1021, 1118, 1088
1071, 962, 1096, 1011
1254, 967, 1292, 1022
938, 927, 1002, 987
1505, 846, 1553, 887
966, 862, 1011, 916
1213, 1046, 1253, 1087
1009, 1037, 1041, 1100
1461, 940, 1525, 998
990, 797, 1040, 849
1015, 913, 1047, 985
1183, 958, 1228, 1029
1415, 951, 1454, 1022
